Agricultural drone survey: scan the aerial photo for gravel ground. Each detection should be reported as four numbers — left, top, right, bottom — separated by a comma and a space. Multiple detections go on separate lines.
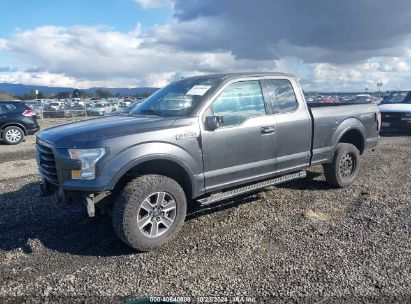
0, 121, 410, 303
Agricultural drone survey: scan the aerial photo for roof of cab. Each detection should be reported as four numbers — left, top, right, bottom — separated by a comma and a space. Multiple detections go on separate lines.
219, 72, 295, 79
178, 72, 296, 82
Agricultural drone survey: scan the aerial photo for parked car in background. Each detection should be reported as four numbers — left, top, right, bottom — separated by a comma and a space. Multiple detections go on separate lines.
379, 91, 411, 130
85, 102, 94, 111
43, 102, 64, 118
25, 101, 44, 119
350, 94, 381, 104
108, 100, 144, 116
64, 103, 86, 117
108, 99, 120, 112
321, 96, 340, 103
0, 101, 39, 144
47, 101, 64, 111
118, 100, 132, 109
87, 102, 112, 116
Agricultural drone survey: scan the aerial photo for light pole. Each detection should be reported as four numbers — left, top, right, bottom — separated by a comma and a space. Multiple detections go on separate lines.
377, 82, 383, 99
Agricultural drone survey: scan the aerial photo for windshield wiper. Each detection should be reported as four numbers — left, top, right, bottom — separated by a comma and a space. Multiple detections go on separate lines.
138, 109, 166, 117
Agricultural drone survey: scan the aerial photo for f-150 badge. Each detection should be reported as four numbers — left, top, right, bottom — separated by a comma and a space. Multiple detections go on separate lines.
176, 131, 199, 140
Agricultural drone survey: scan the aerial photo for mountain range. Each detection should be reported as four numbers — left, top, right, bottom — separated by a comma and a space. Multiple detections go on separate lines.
0, 82, 158, 96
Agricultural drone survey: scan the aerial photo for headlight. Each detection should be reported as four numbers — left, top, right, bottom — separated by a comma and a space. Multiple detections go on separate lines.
68, 148, 105, 180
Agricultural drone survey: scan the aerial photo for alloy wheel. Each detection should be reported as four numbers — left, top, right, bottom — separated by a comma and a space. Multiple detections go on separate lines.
5, 129, 22, 143
137, 191, 177, 238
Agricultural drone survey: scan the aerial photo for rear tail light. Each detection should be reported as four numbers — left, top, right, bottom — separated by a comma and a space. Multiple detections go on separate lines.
22, 109, 36, 117
375, 112, 381, 130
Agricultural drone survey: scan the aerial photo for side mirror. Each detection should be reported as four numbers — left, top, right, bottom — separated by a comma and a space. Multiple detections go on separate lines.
205, 116, 224, 131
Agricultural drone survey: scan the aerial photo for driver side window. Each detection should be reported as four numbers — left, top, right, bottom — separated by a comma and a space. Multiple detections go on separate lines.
209, 80, 266, 127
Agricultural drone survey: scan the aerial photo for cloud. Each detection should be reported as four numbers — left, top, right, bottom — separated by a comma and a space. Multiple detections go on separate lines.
1, 0, 411, 90
378, 57, 410, 72
311, 61, 390, 91
0, 25, 277, 87
0, 39, 7, 51
0, 66, 15, 72
134, 0, 172, 9
0, 71, 97, 88
156, 0, 411, 64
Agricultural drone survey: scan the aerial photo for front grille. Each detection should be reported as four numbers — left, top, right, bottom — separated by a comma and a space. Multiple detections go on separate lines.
36, 142, 59, 184
381, 112, 403, 123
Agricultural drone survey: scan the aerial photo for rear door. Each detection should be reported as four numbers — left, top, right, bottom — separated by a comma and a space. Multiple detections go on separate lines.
200, 79, 278, 192
0, 104, 8, 127
260, 78, 311, 173
0, 103, 16, 125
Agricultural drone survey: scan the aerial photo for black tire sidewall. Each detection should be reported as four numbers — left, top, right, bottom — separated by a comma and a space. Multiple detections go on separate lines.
3, 126, 24, 145
334, 144, 360, 187
114, 175, 187, 251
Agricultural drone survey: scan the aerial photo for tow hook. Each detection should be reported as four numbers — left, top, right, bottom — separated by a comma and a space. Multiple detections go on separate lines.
57, 188, 68, 205
85, 195, 95, 217
39, 178, 57, 197
84, 192, 110, 217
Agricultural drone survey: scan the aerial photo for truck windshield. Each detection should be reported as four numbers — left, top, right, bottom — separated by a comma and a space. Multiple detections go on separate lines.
131, 77, 219, 117
382, 92, 411, 104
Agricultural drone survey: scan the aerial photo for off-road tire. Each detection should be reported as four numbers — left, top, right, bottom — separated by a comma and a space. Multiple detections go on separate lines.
2, 126, 24, 145
113, 174, 187, 251
323, 143, 360, 188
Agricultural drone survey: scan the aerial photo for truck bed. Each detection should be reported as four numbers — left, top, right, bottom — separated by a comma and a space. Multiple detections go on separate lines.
307, 102, 379, 165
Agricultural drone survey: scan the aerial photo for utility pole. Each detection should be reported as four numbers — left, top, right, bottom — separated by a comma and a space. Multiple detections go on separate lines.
377, 82, 383, 99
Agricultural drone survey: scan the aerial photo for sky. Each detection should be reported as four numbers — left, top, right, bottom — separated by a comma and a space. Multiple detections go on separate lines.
1, 0, 411, 91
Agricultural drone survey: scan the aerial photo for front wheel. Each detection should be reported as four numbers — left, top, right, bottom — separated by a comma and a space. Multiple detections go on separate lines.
3, 126, 24, 145
323, 143, 360, 188
112, 174, 187, 251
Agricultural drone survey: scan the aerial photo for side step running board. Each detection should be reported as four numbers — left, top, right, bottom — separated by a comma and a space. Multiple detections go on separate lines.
197, 171, 306, 206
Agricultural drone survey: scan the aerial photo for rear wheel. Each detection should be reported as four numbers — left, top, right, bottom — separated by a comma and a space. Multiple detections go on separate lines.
3, 126, 24, 145
112, 174, 187, 251
323, 143, 360, 188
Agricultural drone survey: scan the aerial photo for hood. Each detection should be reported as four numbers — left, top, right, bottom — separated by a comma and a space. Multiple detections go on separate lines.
378, 103, 411, 113
37, 114, 176, 148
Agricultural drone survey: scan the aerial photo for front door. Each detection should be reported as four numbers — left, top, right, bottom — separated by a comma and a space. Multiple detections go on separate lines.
201, 80, 277, 192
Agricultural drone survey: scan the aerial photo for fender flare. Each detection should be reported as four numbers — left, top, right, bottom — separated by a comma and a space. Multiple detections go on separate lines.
331, 118, 366, 156
105, 142, 201, 197
1, 122, 27, 135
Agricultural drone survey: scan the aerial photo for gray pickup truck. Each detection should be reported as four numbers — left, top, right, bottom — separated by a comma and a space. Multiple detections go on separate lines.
36, 73, 380, 251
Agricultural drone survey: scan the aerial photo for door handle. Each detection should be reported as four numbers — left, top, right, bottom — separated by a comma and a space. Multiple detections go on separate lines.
261, 126, 275, 134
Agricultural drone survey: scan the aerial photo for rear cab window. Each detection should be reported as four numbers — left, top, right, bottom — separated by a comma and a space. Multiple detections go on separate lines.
261, 79, 299, 113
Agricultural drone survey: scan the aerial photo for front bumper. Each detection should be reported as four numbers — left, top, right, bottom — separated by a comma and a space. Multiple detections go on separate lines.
381, 121, 411, 130
39, 177, 110, 217
381, 112, 411, 130
36, 138, 113, 217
